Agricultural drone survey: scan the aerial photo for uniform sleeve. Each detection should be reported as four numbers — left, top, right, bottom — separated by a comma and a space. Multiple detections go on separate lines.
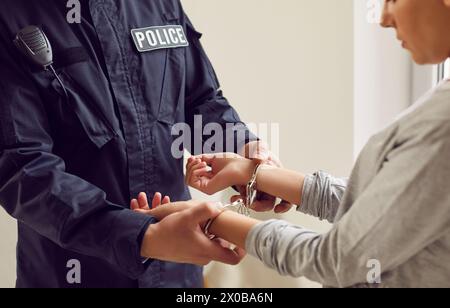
298, 171, 348, 223
246, 120, 450, 287
0, 34, 156, 279
182, 12, 258, 155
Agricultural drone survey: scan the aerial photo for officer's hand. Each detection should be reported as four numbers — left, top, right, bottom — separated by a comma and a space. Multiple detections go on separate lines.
140, 202, 246, 266
238, 141, 294, 213
135, 198, 244, 259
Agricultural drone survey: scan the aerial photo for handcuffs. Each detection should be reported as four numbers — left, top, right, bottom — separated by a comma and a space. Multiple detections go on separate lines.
203, 163, 263, 240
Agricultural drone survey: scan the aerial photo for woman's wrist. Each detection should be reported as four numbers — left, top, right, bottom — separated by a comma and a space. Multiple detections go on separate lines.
256, 165, 277, 184
236, 159, 259, 186
254, 165, 305, 205
209, 210, 260, 249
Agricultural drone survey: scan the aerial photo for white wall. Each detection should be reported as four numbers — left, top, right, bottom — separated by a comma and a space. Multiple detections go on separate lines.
0, 0, 355, 288
353, 0, 437, 158
182, 0, 354, 288
444, 59, 450, 79
353, 0, 412, 157
0, 209, 16, 287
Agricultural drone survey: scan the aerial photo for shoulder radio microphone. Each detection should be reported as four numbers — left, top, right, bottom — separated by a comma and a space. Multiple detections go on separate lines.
14, 25, 69, 102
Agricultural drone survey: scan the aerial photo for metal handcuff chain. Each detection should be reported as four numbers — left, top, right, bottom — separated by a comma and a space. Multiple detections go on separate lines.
204, 163, 263, 240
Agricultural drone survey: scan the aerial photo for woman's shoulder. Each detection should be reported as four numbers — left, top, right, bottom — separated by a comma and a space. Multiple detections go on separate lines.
398, 82, 450, 130
384, 83, 450, 149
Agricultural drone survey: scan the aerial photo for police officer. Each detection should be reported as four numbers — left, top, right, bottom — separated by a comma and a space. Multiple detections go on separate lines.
0, 0, 280, 288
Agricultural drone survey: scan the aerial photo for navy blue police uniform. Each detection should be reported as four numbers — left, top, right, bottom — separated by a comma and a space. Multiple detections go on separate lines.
0, 0, 256, 288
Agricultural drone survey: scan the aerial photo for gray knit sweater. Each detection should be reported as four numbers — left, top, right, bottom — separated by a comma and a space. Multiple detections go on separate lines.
246, 81, 450, 288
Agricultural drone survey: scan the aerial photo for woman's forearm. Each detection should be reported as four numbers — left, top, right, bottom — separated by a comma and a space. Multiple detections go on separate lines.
209, 210, 260, 249
255, 166, 305, 205
208, 167, 305, 248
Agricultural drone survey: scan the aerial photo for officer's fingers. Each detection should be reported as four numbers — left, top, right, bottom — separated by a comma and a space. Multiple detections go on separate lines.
134, 208, 153, 215
212, 152, 241, 159
235, 185, 246, 195
186, 160, 205, 182
145, 205, 175, 221
234, 246, 247, 260
187, 156, 195, 164
274, 201, 294, 214
250, 200, 274, 212
198, 154, 217, 165
150, 201, 201, 220
185, 202, 221, 225
265, 160, 276, 168
245, 142, 270, 160
251, 193, 276, 212
203, 239, 245, 265
213, 237, 231, 249
255, 191, 276, 202
268, 154, 283, 168
185, 160, 197, 176
187, 156, 196, 167
130, 199, 139, 210
162, 196, 171, 205
252, 150, 270, 162
189, 167, 214, 191
186, 175, 198, 188
185, 168, 193, 185
191, 161, 208, 173
230, 185, 247, 203
186, 166, 203, 186
214, 238, 247, 261
192, 167, 211, 178
187, 158, 202, 171
230, 195, 243, 203
186, 176, 201, 191
200, 172, 229, 195
152, 192, 162, 209
190, 171, 211, 189
213, 238, 246, 259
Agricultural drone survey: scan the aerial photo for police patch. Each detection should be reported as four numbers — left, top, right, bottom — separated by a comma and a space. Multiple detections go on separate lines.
131, 25, 189, 52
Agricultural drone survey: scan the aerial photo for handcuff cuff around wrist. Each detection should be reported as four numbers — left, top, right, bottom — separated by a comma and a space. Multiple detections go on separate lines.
203, 163, 263, 240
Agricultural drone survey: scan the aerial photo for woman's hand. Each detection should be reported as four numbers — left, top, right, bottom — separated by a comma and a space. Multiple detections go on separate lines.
130, 192, 202, 221
130, 192, 170, 213
185, 153, 257, 195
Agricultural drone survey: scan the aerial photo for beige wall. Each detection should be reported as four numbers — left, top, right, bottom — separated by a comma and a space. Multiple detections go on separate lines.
0, 0, 354, 287
181, 0, 353, 175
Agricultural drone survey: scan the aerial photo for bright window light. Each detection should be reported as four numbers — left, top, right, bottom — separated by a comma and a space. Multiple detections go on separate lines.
444, 59, 450, 80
